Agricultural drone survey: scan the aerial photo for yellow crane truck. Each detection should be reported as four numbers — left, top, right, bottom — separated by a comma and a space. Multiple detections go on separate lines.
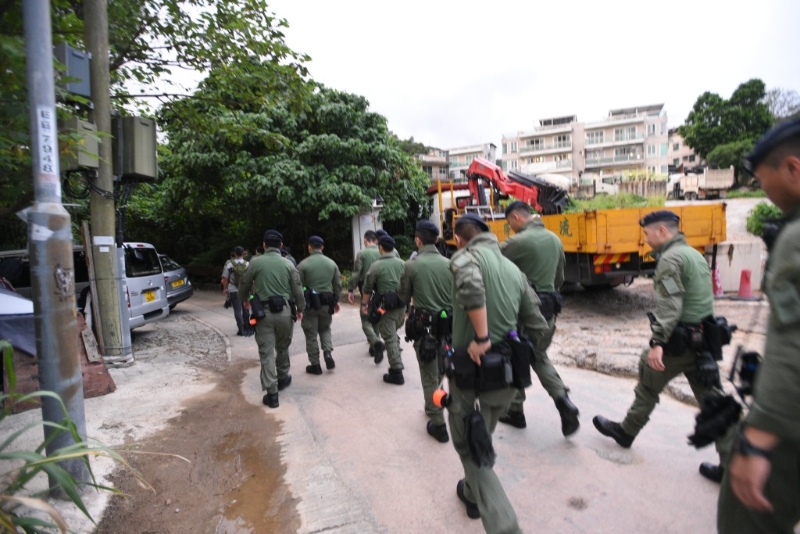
429, 158, 726, 288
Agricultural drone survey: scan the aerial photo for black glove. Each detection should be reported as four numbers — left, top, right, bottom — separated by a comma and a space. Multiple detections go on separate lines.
464, 408, 496, 468
696, 351, 721, 389
688, 394, 742, 448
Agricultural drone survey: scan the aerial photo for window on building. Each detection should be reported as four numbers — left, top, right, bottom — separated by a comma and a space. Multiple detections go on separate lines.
510, 159, 518, 170
615, 127, 636, 141
532, 138, 544, 150
422, 166, 432, 177
586, 131, 604, 145
673, 143, 680, 151
661, 165, 668, 174
502, 144, 507, 154
661, 143, 668, 156
530, 156, 544, 163
689, 155, 696, 162
661, 123, 667, 135
647, 124, 656, 137
510, 142, 517, 153
673, 158, 679, 166
586, 149, 603, 161
555, 134, 570, 148
439, 166, 447, 176
554, 154, 569, 161
615, 146, 639, 160
647, 144, 656, 156
647, 166, 657, 175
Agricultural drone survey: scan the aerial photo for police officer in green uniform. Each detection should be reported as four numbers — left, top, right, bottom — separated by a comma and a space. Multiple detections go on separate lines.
398, 220, 453, 443
298, 235, 342, 375
717, 120, 800, 534
592, 210, 732, 480
498, 201, 580, 436
447, 214, 550, 532
348, 230, 383, 357
376, 229, 402, 258
239, 230, 305, 409
361, 235, 406, 384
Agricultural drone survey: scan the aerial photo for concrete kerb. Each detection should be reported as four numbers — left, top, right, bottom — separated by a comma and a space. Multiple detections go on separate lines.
185, 311, 233, 362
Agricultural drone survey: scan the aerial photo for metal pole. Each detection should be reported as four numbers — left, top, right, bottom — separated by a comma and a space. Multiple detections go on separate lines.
22, 0, 89, 486
84, 0, 127, 359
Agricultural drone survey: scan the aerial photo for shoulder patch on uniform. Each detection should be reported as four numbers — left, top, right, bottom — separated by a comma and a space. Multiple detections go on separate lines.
450, 251, 474, 272
661, 276, 681, 295
770, 278, 800, 327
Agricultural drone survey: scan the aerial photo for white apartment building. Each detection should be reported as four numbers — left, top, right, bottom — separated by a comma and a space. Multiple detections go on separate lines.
415, 148, 450, 182
502, 104, 671, 184
447, 143, 496, 182
667, 129, 701, 170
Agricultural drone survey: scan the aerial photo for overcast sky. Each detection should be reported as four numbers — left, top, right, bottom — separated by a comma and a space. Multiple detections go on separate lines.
265, 0, 800, 149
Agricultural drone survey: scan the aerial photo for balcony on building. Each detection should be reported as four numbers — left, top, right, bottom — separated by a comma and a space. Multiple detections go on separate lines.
584, 153, 645, 169
519, 140, 572, 156
585, 104, 664, 130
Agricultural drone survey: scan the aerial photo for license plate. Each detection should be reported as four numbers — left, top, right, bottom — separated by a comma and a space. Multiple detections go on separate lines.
144, 290, 156, 302
171, 279, 185, 288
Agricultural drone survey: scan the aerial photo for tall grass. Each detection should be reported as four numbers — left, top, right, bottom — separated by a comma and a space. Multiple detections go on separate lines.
565, 194, 666, 213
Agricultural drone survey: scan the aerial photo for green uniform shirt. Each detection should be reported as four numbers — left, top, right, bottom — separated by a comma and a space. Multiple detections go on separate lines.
363, 253, 405, 295
398, 244, 452, 313
237, 247, 305, 312
298, 250, 342, 295
649, 233, 714, 344
500, 218, 565, 292
746, 208, 800, 443
450, 232, 549, 348
348, 245, 381, 291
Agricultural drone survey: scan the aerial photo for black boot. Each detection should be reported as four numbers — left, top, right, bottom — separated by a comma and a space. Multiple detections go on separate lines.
699, 462, 724, 483
426, 421, 449, 443
262, 392, 279, 408
373, 341, 385, 365
306, 364, 323, 375
592, 415, 634, 448
277, 374, 292, 391
498, 411, 527, 429
555, 396, 580, 437
323, 350, 335, 370
382, 368, 404, 385
456, 479, 480, 520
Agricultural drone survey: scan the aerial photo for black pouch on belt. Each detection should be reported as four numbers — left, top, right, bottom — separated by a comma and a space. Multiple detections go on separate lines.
452, 348, 477, 390
420, 333, 438, 363
266, 295, 285, 313
477, 349, 512, 393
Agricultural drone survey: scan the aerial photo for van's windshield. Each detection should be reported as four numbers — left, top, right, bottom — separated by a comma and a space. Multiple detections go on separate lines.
124, 247, 162, 277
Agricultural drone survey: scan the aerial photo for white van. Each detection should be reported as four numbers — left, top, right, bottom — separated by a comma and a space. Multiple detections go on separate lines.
0, 242, 169, 331
121, 242, 169, 329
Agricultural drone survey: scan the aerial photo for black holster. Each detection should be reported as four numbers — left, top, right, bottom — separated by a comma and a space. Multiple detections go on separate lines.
702, 315, 736, 361
380, 291, 404, 310
508, 332, 535, 389
249, 293, 266, 321
304, 289, 322, 311
451, 343, 513, 393
537, 291, 563, 321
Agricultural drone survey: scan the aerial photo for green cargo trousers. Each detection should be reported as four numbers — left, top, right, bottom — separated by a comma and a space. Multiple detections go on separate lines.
255, 308, 293, 394
378, 308, 405, 370
717, 440, 800, 533
359, 307, 381, 348
622, 347, 733, 464
414, 336, 445, 426
508, 317, 568, 413
301, 307, 333, 365
448, 381, 522, 534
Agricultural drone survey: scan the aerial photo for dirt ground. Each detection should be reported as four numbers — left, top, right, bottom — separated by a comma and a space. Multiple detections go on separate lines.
95, 318, 300, 534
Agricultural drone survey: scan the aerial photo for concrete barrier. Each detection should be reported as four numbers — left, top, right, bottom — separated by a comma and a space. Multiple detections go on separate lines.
707, 240, 767, 293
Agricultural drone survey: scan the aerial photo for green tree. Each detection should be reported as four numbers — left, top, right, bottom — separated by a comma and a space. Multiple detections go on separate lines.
679, 79, 773, 184
125, 62, 428, 268
0, 0, 309, 248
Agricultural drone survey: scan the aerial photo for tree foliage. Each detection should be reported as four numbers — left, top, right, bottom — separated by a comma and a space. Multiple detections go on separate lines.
763, 87, 800, 121
679, 79, 773, 161
0, 0, 309, 248
123, 62, 429, 268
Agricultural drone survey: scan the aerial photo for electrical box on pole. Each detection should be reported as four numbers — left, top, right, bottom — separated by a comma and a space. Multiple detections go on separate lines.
53, 42, 92, 99
111, 116, 158, 182
59, 117, 99, 171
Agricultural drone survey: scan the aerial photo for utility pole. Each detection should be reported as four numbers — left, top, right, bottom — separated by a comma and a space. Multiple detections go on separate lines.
84, 0, 126, 358
22, 0, 88, 486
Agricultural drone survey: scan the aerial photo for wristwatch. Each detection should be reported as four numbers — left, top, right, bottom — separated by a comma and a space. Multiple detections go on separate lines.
734, 426, 773, 460
649, 339, 664, 348
473, 334, 490, 343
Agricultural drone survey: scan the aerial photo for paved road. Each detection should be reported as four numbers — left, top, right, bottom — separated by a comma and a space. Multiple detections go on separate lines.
185, 290, 723, 534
